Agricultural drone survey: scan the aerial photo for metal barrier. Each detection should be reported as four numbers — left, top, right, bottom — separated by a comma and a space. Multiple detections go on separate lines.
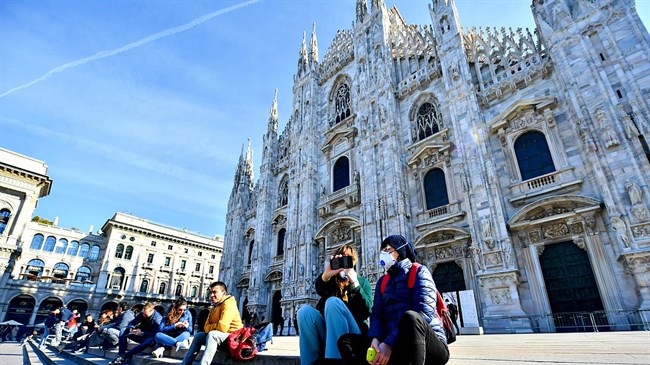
481, 309, 650, 334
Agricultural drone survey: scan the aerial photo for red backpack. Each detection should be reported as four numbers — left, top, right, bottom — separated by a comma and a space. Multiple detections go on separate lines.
226, 326, 258, 361
379, 263, 457, 344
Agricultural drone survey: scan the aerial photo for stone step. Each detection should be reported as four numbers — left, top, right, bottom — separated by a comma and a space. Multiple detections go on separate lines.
43, 336, 300, 365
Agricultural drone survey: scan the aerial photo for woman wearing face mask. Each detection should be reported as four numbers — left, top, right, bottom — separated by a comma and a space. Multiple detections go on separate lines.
338, 235, 449, 365
297, 244, 372, 365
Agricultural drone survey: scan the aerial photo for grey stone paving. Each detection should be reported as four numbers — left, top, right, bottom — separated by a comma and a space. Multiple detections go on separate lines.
17, 331, 650, 365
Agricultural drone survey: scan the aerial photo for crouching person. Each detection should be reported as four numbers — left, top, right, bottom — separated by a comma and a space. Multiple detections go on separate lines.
151, 297, 193, 358
111, 302, 163, 365
182, 281, 243, 365
338, 235, 450, 365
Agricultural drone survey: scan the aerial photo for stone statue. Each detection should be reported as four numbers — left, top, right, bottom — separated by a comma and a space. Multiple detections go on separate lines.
467, 244, 483, 271
481, 217, 493, 239
625, 179, 643, 205
611, 217, 631, 248
596, 109, 620, 148
618, 104, 639, 139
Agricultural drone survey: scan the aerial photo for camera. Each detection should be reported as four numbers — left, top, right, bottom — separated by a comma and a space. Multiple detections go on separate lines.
330, 256, 353, 270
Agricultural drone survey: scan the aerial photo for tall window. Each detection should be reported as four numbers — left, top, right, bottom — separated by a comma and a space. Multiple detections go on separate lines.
277, 228, 286, 256
115, 244, 124, 258
164, 257, 171, 267
175, 284, 183, 296
147, 253, 154, 264
78, 243, 90, 258
514, 131, 556, 181
74, 266, 91, 282
52, 263, 69, 283
195, 263, 201, 272
158, 282, 167, 295
124, 246, 133, 260
415, 102, 443, 141
25, 259, 45, 277
191, 286, 198, 298
335, 84, 352, 124
278, 176, 289, 207
0, 209, 10, 235
248, 240, 254, 265
424, 168, 450, 210
89, 245, 100, 261
140, 279, 149, 293
209, 265, 214, 274
180, 260, 187, 270
67, 241, 79, 256
54, 238, 68, 254
43, 236, 56, 252
333, 156, 350, 192
110, 267, 125, 289
30, 234, 44, 250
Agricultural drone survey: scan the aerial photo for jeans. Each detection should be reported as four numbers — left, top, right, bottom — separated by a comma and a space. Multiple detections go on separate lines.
338, 311, 449, 365
53, 321, 64, 345
297, 297, 361, 365
118, 333, 155, 358
104, 328, 121, 346
181, 331, 229, 365
38, 326, 50, 348
155, 331, 190, 347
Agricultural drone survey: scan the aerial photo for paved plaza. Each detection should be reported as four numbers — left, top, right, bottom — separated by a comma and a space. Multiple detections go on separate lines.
1, 331, 648, 365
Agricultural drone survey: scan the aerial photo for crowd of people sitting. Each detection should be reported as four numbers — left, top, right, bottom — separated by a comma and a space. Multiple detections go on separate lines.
23, 234, 451, 365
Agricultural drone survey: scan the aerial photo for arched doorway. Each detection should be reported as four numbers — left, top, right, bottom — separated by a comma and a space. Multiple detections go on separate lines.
4, 295, 35, 324
272, 291, 282, 334
67, 299, 88, 316
154, 305, 166, 316
539, 241, 605, 332
36, 297, 63, 324
432, 262, 466, 293
100, 301, 118, 312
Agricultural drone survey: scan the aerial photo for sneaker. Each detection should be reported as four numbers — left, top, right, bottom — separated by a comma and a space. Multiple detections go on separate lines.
175, 339, 190, 352
151, 346, 165, 358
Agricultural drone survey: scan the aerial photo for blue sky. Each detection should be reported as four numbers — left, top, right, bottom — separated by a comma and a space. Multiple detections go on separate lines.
1, 0, 649, 237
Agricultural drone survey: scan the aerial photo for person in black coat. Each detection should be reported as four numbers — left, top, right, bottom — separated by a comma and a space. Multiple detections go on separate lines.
111, 302, 163, 365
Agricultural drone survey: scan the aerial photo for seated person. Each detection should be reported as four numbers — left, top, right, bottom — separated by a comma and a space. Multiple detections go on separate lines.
151, 297, 193, 358
87, 302, 134, 351
338, 235, 450, 365
297, 244, 372, 365
182, 281, 243, 365
110, 302, 163, 365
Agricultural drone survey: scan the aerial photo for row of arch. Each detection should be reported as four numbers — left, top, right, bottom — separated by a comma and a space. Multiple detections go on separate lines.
24, 259, 92, 282
4, 295, 88, 325
29, 234, 100, 260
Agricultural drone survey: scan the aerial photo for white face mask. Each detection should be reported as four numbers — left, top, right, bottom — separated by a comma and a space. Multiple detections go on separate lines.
380, 251, 396, 270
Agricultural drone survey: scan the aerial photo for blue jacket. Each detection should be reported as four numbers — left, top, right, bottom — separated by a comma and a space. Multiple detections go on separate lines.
126, 310, 163, 338
159, 309, 193, 336
367, 259, 447, 346
58, 308, 74, 322
102, 309, 135, 335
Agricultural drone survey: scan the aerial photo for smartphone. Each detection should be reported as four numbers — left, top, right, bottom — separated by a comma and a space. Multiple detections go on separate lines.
331, 256, 353, 270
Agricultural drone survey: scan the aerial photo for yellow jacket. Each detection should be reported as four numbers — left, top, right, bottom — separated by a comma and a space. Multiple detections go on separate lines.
204, 295, 243, 333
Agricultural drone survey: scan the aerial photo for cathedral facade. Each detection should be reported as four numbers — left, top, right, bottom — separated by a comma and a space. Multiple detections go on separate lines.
220, 0, 650, 333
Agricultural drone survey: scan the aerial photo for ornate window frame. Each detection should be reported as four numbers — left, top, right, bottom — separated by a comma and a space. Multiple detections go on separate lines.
489, 97, 582, 204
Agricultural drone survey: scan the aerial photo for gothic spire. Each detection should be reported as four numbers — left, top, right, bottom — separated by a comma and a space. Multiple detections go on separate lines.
356, 0, 368, 22
309, 23, 319, 64
297, 31, 308, 75
371, 0, 384, 12
243, 138, 254, 180
268, 89, 278, 134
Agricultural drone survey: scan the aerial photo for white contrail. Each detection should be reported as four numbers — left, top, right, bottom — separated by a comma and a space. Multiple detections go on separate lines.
0, 0, 261, 98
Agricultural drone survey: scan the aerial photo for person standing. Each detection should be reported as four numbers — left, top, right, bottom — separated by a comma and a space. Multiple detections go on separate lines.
181, 281, 243, 365
338, 235, 449, 365
110, 302, 163, 365
445, 299, 460, 335
297, 244, 372, 365
52, 305, 73, 347
39, 308, 59, 348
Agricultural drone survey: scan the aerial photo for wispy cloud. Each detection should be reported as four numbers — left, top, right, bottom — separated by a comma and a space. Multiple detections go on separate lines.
0, 0, 261, 98
1, 117, 224, 187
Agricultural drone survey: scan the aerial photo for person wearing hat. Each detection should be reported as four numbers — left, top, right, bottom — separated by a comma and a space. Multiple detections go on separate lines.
338, 235, 449, 365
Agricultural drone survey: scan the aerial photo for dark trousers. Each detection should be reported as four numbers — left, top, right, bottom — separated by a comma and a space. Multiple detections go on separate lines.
118, 333, 155, 358
338, 311, 449, 365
